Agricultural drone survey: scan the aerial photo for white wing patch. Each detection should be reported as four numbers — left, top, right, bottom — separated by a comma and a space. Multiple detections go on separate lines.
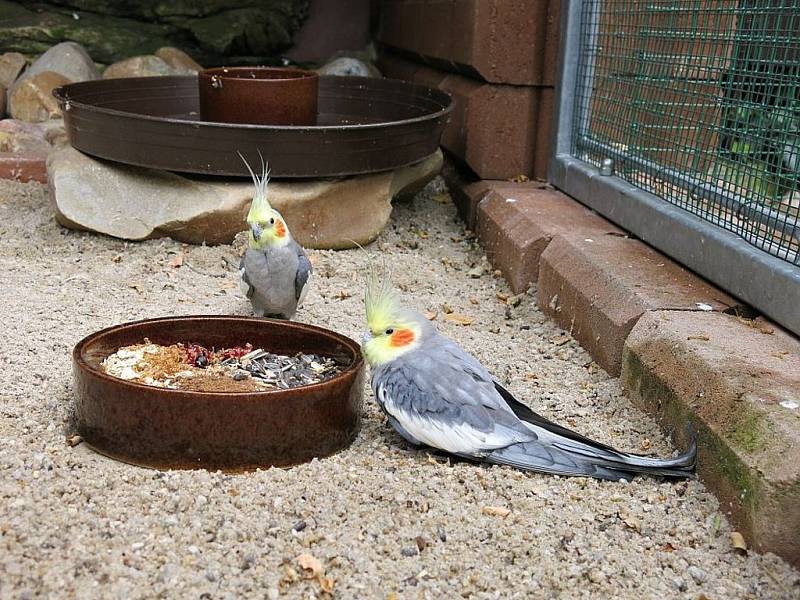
378, 382, 522, 455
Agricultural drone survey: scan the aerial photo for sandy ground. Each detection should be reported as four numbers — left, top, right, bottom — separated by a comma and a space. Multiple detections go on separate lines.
0, 177, 798, 600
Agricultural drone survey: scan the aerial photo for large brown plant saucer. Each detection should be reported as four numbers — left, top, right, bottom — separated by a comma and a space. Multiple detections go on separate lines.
53, 75, 452, 177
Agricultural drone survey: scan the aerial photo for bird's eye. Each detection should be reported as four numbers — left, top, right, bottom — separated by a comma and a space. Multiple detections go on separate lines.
269, 217, 275, 225
385, 328, 394, 335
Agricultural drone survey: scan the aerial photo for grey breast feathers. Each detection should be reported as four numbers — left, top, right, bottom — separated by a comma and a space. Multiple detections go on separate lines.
241, 245, 302, 317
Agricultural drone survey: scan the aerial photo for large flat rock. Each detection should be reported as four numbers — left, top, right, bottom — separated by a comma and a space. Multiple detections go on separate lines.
622, 311, 800, 565
47, 147, 442, 248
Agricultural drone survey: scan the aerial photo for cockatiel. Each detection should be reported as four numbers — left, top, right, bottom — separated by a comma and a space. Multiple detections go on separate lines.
361, 263, 696, 481
238, 153, 312, 319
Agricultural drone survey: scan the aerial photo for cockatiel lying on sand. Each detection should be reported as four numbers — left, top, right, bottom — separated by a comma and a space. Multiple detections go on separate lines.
238, 153, 312, 319
361, 261, 696, 481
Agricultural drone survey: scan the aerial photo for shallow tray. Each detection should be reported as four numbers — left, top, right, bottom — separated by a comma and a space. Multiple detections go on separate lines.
54, 75, 452, 178
72, 316, 365, 471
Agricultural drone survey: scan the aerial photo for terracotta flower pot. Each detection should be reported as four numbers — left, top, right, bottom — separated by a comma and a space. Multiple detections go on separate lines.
198, 66, 318, 125
72, 315, 364, 471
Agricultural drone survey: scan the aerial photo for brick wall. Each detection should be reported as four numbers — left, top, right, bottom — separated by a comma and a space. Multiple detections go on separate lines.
377, 0, 561, 180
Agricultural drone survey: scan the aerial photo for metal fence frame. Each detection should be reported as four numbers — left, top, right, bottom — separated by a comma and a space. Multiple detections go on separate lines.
549, 0, 800, 336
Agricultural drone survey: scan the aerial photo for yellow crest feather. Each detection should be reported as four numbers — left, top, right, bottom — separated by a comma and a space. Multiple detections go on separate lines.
364, 255, 400, 333
239, 150, 272, 224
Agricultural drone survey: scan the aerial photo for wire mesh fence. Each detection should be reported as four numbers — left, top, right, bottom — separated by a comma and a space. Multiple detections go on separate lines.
573, 0, 800, 264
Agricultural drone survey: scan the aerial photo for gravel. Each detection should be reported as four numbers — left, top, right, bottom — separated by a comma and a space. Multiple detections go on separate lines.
0, 178, 798, 599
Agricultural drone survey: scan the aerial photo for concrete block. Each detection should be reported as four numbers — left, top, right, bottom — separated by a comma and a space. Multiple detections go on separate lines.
537, 233, 736, 375
622, 310, 800, 566
378, 0, 559, 85
381, 53, 543, 179
477, 184, 621, 293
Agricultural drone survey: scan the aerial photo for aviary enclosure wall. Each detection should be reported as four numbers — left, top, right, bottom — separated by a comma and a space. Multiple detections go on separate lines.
551, 0, 800, 335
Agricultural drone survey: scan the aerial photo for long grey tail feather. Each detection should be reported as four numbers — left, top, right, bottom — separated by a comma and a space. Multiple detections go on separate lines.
493, 381, 696, 480
486, 445, 637, 482
488, 437, 695, 482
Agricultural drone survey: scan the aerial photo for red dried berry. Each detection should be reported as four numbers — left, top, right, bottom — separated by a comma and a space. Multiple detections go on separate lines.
220, 343, 253, 360
185, 342, 212, 366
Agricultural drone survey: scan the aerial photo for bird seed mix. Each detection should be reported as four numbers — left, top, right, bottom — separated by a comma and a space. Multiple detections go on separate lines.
102, 339, 342, 392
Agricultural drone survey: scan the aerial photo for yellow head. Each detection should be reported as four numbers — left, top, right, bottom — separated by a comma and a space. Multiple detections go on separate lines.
362, 259, 426, 366
240, 151, 291, 250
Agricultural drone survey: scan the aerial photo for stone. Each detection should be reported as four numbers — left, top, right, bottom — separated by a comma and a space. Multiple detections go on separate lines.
0, 2, 308, 66
0, 4, 171, 64
8, 41, 98, 122
316, 56, 381, 78
0, 52, 26, 88
155, 47, 202, 74
622, 310, 800, 566
476, 184, 622, 293
14, 41, 98, 86
8, 71, 70, 122
185, 2, 309, 57
42, 119, 68, 148
687, 566, 706, 584
103, 56, 180, 79
0, 118, 53, 150
48, 147, 443, 247
537, 233, 736, 375
0, 83, 5, 117
0, 118, 56, 183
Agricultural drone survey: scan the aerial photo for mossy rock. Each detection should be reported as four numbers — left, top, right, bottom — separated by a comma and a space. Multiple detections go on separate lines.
0, 0, 309, 65
0, 1, 175, 63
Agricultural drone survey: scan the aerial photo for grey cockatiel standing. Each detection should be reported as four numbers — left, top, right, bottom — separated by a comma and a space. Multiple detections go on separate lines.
238, 153, 312, 319
361, 262, 696, 481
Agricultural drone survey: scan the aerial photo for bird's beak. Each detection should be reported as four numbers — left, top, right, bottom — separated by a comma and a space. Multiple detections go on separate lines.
361, 331, 372, 346
250, 223, 263, 240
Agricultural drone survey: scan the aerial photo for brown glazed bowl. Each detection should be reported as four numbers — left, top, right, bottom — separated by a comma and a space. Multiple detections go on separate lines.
198, 66, 318, 125
72, 316, 364, 471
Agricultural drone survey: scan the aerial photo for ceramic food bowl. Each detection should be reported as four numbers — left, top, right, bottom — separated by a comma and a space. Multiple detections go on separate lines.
72, 315, 364, 470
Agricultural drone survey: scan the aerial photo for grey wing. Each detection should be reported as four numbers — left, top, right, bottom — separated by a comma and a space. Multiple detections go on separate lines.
374, 347, 534, 456
238, 253, 255, 299
294, 248, 312, 303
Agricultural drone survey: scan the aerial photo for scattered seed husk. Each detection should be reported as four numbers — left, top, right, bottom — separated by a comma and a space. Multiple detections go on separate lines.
482, 506, 511, 517
730, 531, 748, 555
444, 312, 473, 326
66, 434, 83, 447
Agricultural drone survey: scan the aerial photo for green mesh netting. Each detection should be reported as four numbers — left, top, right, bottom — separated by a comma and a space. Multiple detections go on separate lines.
574, 0, 800, 263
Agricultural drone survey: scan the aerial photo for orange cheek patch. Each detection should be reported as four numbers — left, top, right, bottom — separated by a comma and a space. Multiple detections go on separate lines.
390, 329, 415, 347
275, 220, 287, 237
